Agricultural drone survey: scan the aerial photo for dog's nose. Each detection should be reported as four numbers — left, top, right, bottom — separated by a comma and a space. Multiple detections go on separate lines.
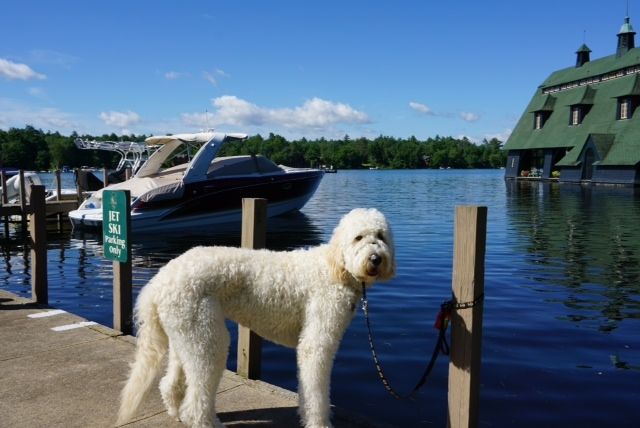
369, 254, 382, 266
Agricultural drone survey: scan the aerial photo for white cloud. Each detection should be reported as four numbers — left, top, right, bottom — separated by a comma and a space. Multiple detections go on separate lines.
28, 50, 78, 69
38, 108, 75, 128
203, 69, 230, 86
460, 111, 480, 122
0, 58, 46, 80
99, 110, 141, 129
28, 87, 45, 97
0, 98, 77, 131
203, 71, 218, 86
484, 129, 512, 142
215, 68, 230, 78
409, 101, 434, 115
183, 96, 370, 132
164, 71, 190, 80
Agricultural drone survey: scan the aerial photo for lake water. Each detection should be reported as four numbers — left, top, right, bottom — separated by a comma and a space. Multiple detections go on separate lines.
1, 169, 639, 427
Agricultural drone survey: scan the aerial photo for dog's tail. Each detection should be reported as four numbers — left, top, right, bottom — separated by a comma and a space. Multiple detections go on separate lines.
117, 283, 168, 425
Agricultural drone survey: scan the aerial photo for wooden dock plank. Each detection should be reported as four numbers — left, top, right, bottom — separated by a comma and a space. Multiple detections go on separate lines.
0, 290, 394, 428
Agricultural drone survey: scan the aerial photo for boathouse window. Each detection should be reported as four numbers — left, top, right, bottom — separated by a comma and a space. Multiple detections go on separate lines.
616, 97, 639, 120
570, 105, 590, 125
534, 111, 549, 129
534, 113, 542, 129
571, 106, 581, 125
619, 98, 630, 119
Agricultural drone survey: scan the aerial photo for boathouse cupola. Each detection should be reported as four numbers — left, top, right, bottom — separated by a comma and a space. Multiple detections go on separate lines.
575, 44, 591, 67
617, 15, 636, 57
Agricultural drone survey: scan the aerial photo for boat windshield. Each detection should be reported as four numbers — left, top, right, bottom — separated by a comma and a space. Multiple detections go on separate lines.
161, 142, 202, 168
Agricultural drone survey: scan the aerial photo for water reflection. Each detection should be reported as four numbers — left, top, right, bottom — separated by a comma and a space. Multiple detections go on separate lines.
505, 180, 640, 331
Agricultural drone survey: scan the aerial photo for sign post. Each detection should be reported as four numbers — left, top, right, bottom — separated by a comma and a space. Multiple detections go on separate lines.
103, 190, 133, 334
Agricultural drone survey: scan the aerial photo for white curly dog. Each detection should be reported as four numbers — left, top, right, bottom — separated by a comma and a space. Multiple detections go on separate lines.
117, 208, 395, 428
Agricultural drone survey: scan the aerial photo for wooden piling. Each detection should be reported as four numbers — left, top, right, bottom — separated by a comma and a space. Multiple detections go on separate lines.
447, 206, 487, 428
103, 168, 109, 187
113, 259, 133, 335
29, 185, 48, 305
0, 170, 7, 204
55, 170, 62, 201
1, 170, 7, 234
54, 169, 63, 229
19, 170, 27, 230
75, 168, 83, 202
237, 198, 267, 379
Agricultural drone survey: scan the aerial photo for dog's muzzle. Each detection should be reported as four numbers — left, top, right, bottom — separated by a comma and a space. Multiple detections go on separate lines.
366, 254, 383, 276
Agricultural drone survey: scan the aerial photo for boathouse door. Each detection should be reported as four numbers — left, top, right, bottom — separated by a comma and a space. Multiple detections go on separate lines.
582, 148, 595, 180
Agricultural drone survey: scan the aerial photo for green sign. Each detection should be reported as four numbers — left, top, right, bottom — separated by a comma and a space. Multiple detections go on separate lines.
102, 190, 130, 262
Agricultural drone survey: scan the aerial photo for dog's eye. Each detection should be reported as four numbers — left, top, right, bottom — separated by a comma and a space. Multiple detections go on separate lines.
377, 232, 385, 242
354, 235, 363, 242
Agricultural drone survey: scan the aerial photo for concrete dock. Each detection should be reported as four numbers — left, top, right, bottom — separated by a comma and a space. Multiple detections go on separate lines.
0, 290, 391, 428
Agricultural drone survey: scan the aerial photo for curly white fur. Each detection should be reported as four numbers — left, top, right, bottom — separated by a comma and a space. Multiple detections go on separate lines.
117, 208, 395, 428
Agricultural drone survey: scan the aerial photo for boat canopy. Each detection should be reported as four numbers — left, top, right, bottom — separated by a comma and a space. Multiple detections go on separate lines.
136, 132, 248, 181
145, 131, 247, 146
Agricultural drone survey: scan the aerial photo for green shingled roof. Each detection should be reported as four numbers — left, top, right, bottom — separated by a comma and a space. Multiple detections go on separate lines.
504, 53, 640, 165
576, 44, 592, 53
563, 85, 596, 105
615, 72, 640, 96
540, 48, 640, 88
555, 134, 615, 166
528, 94, 556, 112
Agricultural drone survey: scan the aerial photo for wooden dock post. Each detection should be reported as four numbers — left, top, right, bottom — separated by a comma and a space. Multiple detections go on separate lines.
237, 198, 267, 379
75, 168, 83, 202
113, 256, 133, 335
29, 185, 48, 305
1, 170, 8, 234
55, 169, 62, 201
0, 170, 7, 204
54, 169, 63, 230
19, 170, 27, 230
105, 190, 133, 335
448, 205, 487, 428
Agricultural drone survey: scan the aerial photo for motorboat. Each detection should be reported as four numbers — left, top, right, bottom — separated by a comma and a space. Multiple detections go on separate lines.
1, 171, 76, 204
68, 131, 324, 233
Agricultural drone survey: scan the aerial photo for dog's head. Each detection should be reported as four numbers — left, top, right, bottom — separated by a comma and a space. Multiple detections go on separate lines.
327, 208, 395, 285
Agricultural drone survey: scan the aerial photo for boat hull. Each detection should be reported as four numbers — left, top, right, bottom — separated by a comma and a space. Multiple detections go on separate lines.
69, 171, 323, 233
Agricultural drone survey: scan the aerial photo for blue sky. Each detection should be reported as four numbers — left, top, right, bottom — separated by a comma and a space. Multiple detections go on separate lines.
0, 1, 636, 141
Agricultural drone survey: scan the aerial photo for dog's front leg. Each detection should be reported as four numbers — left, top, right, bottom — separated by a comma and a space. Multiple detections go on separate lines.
296, 306, 351, 428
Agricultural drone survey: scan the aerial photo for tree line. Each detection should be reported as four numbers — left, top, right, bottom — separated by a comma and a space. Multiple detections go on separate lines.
0, 126, 506, 171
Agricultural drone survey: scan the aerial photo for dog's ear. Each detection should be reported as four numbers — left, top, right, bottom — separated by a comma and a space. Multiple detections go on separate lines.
326, 237, 347, 283
384, 250, 397, 280
384, 232, 397, 280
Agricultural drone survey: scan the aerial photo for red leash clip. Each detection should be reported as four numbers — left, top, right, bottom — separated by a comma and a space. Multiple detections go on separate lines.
434, 301, 452, 330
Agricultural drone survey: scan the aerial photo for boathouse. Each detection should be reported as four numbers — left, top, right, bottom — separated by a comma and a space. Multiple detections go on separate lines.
504, 16, 640, 185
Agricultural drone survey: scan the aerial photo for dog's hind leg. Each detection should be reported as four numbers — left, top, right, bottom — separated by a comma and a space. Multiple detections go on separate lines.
159, 344, 185, 420
171, 296, 229, 428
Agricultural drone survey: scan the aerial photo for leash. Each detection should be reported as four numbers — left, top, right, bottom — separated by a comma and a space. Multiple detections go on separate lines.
360, 282, 483, 400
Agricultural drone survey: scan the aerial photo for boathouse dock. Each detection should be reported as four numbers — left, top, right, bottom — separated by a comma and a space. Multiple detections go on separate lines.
0, 289, 390, 428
